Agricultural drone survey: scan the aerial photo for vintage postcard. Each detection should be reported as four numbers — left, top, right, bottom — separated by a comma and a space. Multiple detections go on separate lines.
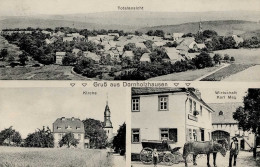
0, 0, 259, 81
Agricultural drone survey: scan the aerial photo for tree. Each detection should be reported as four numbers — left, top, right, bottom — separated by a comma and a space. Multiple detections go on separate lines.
0, 49, 8, 60
233, 89, 260, 158
213, 53, 222, 65
25, 126, 54, 148
113, 123, 126, 155
202, 30, 218, 38
192, 52, 213, 69
224, 54, 230, 61
8, 55, 15, 63
82, 118, 107, 149
62, 52, 77, 66
59, 132, 79, 148
0, 126, 21, 146
19, 51, 29, 66
230, 56, 235, 62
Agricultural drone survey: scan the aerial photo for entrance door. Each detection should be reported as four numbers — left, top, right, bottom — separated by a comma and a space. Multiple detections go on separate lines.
240, 139, 245, 150
212, 130, 230, 145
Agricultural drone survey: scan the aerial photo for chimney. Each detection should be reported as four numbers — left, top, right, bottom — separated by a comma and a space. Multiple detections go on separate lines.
61, 117, 65, 121
72, 117, 75, 121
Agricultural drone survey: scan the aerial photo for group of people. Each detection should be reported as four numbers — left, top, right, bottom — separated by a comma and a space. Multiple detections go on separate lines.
151, 137, 239, 167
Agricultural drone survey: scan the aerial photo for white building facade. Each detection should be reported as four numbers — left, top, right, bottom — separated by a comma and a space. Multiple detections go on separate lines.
131, 88, 214, 153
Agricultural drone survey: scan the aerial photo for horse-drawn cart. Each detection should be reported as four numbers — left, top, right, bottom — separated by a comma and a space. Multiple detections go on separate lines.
140, 140, 182, 166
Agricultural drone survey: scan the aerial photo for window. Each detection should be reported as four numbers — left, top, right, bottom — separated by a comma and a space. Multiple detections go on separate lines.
189, 99, 192, 113
219, 111, 223, 116
193, 101, 196, 112
188, 129, 192, 141
65, 125, 71, 129
193, 129, 197, 141
160, 129, 169, 140
159, 96, 168, 111
132, 97, 140, 112
59, 133, 63, 140
200, 105, 203, 116
132, 129, 140, 143
160, 128, 178, 142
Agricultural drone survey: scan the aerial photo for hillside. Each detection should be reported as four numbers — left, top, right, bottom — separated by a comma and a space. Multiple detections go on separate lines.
1, 10, 260, 32
0, 17, 138, 31
138, 20, 260, 36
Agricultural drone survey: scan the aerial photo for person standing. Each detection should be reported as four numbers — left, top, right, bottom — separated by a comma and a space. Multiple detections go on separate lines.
152, 148, 159, 167
229, 137, 239, 167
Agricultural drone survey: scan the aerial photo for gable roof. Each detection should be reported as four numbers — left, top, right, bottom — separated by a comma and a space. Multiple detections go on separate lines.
56, 52, 66, 56
53, 117, 85, 133
122, 51, 135, 59
135, 42, 147, 49
196, 43, 206, 49
132, 88, 214, 112
140, 53, 151, 62
210, 102, 243, 124
164, 47, 184, 61
83, 51, 100, 61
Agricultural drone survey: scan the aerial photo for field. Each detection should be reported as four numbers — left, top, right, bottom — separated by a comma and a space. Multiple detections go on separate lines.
147, 66, 220, 81
213, 48, 260, 64
0, 146, 113, 167
201, 64, 253, 81
0, 65, 88, 80
222, 65, 260, 81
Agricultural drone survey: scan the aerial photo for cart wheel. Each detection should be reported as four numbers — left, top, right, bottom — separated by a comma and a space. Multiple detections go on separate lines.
163, 153, 175, 166
172, 152, 182, 164
140, 147, 153, 164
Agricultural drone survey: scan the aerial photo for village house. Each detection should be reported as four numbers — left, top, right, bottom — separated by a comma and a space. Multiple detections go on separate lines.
176, 37, 198, 52
55, 52, 66, 65
83, 51, 100, 63
172, 33, 184, 41
135, 42, 147, 50
41, 30, 52, 35
53, 117, 87, 149
232, 35, 244, 47
152, 41, 165, 49
63, 36, 74, 42
108, 33, 120, 38
140, 53, 151, 63
163, 47, 185, 63
72, 48, 81, 56
131, 88, 214, 153
122, 51, 135, 59
210, 102, 254, 151
196, 43, 207, 50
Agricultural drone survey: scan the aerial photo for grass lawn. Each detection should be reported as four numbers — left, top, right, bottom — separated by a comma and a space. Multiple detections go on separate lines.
0, 65, 88, 80
213, 48, 260, 64
0, 146, 112, 167
147, 66, 220, 81
201, 64, 254, 81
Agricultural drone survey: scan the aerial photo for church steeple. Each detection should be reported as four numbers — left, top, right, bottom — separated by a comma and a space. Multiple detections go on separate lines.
103, 93, 113, 141
104, 94, 112, 128
198, 18, 203, 34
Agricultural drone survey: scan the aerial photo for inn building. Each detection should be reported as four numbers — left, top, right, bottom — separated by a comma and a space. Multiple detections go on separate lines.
131, 88, 214, 153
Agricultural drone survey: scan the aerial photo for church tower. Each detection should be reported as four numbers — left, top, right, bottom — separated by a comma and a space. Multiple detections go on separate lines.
198, 19, 203, 34
103, 95, 113, 141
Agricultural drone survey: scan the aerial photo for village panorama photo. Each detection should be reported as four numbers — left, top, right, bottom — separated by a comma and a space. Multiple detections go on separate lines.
0, 0, 260, 81
0, 87, 127, 167
131, 87, 260, 167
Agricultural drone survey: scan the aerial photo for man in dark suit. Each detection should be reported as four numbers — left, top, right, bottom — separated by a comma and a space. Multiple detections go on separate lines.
229, 137, 239, 167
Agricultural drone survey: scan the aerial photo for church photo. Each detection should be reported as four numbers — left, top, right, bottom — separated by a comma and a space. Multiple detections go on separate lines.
0, 87, 127, 167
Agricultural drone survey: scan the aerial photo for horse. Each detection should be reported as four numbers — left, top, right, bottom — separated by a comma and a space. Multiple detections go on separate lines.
183, 139, 228, 167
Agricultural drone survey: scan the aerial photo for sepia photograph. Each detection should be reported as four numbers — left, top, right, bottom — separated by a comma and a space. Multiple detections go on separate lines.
131, 87, 260, 167
0, 0, 259, 81
0, 87, 127, 167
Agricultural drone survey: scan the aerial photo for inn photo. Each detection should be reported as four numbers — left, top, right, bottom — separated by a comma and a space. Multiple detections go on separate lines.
0, 0, 260, 81
131, 87, 260, 167
0, 87, 126, 167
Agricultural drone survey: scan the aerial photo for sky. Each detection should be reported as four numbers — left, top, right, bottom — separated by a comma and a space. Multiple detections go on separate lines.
0, 87, 127, 138
0, 0, 260, 16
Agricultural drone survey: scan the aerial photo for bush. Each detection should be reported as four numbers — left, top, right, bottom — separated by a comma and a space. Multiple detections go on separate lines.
230, 56, 235, 62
